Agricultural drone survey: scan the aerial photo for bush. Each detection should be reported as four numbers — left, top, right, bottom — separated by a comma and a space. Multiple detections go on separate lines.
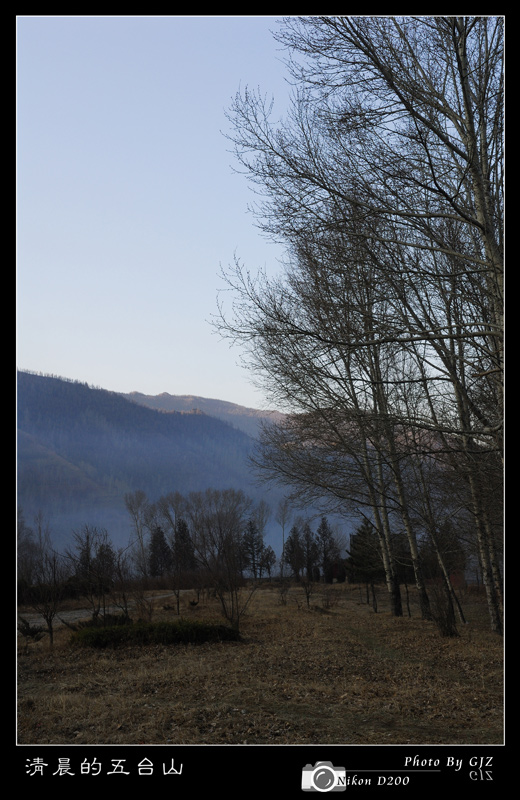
71, 618, 241, 648
18, 617, 47, 651
75, 613, 133, 629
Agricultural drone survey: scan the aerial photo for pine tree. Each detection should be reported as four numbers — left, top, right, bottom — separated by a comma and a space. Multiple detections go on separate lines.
148, 527, 172, 578
283, 524, 305, 581
242, 519, 266, 579
316, 517, 341, 583
346, 520, 386, 585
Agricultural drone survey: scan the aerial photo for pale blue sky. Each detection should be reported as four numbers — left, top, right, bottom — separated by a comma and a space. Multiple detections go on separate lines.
17, 15, 292, 409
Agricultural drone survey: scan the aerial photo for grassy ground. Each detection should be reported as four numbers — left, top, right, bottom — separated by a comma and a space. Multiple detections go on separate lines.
17, 582, 503, 745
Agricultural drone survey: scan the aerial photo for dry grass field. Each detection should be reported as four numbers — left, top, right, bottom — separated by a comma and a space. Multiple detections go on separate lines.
17, 582, 503, 746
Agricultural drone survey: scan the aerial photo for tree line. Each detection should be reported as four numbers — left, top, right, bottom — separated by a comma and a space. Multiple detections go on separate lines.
17, 491, 350, 638
18, 476, 477, 644
216, 16, 503, 633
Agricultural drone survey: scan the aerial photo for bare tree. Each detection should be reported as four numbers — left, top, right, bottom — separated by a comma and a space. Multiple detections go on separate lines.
111, 544, 133, 621
25, 513, 69, 647
217, 16, 503, 632
65, 525, 116, 622
185, 489, 255, 631
124, 489, 152, 582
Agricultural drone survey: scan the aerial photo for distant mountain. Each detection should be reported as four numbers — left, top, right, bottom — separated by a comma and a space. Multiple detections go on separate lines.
121, 391, 285, 439
17, 371, 279, 549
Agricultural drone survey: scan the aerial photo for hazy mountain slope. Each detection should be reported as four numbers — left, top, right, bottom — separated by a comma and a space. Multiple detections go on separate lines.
17, 429, 111, 506
17, 371, 263, 547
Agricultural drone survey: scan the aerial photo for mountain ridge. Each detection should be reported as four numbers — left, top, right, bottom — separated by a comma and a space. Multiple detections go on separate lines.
17, 370, 283, 548
120, 390, 285, 438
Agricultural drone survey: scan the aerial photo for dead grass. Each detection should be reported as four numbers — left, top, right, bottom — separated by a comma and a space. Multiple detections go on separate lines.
17, 582, 503, 745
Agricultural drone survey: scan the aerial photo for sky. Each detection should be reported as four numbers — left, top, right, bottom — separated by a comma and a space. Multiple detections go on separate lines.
16, 15, 294, 410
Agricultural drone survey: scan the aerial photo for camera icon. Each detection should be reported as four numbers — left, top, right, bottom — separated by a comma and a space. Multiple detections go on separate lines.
301, 762, 347, 792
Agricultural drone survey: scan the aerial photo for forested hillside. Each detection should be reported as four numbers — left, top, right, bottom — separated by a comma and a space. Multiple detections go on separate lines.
17, 371, 261, 547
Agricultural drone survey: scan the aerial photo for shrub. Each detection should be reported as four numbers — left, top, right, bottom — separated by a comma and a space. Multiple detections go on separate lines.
71, 618, 240, 648
18, 617, 47, 652
75, 613, 133, 629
